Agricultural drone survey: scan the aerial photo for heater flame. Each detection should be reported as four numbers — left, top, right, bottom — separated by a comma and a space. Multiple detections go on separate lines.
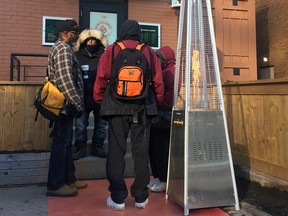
192, 49, 201, 107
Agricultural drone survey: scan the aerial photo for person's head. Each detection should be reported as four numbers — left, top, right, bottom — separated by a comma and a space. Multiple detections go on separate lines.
156, 46, 176, 69
75, 29, 109, 53
58, 19, 83, 46
119, 20, 141, 42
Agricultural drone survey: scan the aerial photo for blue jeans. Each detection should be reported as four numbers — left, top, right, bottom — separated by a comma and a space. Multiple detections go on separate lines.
47, 116, 77, 190
75, 107, 107, 144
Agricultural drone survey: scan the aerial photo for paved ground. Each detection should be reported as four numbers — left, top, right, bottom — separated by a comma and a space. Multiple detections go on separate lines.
0, 177, 275, 216
0, 184, 47, 216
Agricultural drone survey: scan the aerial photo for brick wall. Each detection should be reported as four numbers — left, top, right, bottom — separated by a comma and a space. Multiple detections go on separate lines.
0, 0, 257, 81
128, 0, 178, 52
0, 0, 79, 80
256, 0, 288, 78
0, 0, 178, 81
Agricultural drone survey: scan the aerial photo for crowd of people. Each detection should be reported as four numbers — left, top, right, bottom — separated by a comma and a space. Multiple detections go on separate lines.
45, 18, 176, 210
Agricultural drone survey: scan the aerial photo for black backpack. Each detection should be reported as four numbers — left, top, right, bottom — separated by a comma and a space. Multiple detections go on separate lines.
109, 41, 153, 100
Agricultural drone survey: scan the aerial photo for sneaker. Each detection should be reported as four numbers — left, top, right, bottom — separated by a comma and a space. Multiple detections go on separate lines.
46, 185, 78, 197
150, 181, 166, 192
147, 178, 160, 189
106, 196, 125, 210
91, 145, 107, 158
68, 180, 88, 189
135, 198, 149, 209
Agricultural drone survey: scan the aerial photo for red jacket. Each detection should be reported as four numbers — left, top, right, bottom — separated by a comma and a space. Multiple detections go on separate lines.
156, 46, 176, 109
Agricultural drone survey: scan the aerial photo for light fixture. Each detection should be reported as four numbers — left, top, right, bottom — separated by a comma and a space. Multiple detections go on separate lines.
263, 57, 268, 62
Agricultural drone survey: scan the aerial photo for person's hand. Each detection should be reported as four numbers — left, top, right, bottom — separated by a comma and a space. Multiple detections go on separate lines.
68, 103, 84, 118
73, 110, 83, 118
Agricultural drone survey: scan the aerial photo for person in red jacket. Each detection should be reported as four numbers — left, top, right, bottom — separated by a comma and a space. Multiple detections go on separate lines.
93, 20, 164, 210
148, 46, 176, 192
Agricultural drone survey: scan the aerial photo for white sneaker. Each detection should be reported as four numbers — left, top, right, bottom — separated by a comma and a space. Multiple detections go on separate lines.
106, 196, 125, 210
135, 198, 149, 209
150, 181, 166, 192
147, 178, 160, 189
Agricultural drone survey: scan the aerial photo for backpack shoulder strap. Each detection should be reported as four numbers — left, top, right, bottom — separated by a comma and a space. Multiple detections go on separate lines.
116, 41, 126, 50
136, 42, 145, 50
117, 41, 145, 50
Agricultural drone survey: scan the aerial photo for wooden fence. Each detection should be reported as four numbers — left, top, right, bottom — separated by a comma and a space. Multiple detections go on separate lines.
0, 80, 287, 182
223, 79, 288, 182
0, 82, 51, 152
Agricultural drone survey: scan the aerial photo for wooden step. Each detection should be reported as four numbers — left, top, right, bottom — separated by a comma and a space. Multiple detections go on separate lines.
0, 152, 134, 186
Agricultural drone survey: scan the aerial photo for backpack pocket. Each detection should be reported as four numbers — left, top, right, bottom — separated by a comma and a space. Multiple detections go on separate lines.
117, 66, 144, 97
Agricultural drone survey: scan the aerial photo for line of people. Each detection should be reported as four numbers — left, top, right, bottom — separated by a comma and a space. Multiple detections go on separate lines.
45, 18, 175, 211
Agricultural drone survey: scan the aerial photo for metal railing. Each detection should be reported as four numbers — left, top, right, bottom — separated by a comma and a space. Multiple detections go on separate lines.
10, 53, 48, 81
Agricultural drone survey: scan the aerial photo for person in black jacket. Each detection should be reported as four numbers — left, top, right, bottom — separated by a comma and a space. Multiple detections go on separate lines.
73, 29, 109, 160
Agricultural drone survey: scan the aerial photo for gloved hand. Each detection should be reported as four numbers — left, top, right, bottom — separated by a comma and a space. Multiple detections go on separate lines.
73, 110, 83, 118
69, 104, 83, 118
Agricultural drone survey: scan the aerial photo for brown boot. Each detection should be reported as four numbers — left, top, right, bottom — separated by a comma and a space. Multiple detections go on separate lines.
46, 185, 78, 197
69, 180, 88, 189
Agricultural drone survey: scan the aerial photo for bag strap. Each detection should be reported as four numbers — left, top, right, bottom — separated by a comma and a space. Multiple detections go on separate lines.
116, 41, 126, 50
116, 41, 145, 51
136, 43, 145, 50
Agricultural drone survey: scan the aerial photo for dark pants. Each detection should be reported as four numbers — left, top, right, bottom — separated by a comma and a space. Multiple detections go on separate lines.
149, 127, 170, 182
75, 106, 107, 144
106, 114, 150, 204
47, 116, 77, 190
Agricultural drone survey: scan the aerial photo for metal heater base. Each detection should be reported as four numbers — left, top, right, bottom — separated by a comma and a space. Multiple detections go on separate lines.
167, 110, 236, 209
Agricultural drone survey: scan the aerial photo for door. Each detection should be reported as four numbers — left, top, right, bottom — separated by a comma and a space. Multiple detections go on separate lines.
80, 0, 128, 44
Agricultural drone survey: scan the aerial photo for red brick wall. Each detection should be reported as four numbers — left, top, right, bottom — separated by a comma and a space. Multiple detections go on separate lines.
0, 0, 178, 81
0, 0, 79, 80
128, 0, 178, 52
256, 0, 288, 78
0, 0, 257, 82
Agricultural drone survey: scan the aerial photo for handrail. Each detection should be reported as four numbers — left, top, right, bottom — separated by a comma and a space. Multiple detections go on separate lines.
10, 53, 48, 81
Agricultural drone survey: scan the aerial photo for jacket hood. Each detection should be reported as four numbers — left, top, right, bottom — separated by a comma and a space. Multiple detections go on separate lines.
75, 29, 109, 51
157, 46, 175, 68
119, 20, 141, 41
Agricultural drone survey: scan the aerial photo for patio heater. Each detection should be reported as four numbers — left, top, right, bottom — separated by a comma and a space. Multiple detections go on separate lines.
166, 0, 240, 215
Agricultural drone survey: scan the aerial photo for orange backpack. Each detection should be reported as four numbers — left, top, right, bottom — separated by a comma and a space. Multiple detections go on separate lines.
110, 41, 153, 100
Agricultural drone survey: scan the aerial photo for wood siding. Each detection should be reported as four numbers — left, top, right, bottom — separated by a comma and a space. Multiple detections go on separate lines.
215, 0, 257, 81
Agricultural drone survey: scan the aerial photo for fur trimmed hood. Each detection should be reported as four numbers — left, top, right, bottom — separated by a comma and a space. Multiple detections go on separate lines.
75, 29, 109, 51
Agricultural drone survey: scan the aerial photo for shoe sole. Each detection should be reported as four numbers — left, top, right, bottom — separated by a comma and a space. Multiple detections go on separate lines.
69, 185, 87, 189
135, 199, 149, 209
46, 190, 78, 197
106, 197, 125, 210
106, 203, 125, 211
91, 154, 107, 158
150, 188, 166, 193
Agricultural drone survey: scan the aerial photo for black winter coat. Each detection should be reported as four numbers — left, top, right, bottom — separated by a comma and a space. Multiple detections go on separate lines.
75, 47, 105, 110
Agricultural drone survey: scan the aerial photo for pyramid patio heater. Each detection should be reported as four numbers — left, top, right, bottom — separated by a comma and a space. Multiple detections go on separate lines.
166, 0, 240, 215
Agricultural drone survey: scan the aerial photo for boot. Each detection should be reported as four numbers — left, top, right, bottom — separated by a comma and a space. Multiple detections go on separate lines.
91, 143, 107, 158
73, 141, 87, 160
